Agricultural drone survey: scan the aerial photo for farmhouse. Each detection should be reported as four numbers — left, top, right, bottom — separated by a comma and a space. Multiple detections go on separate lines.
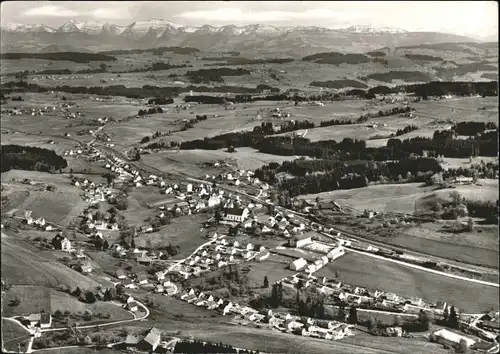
126, 301, 139, 312
137, 327, 162, 352
224, 207, 249, 222
290, 235, 313, 248
433, 329, 476, 347
290, 258, 308, 271
25, 313, 52, 328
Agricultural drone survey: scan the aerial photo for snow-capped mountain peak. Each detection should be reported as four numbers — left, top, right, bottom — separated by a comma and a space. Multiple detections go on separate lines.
1, 23, 56, 33
340, 25, 408, 34
58, 20, 82, 33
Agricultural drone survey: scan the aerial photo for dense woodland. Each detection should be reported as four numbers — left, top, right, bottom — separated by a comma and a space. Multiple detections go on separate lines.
1, 145, 68, 173
303, 52, 371, 65
186, 67, 251, 84
453, 121, 497, 136
254, 157, 442, 197
0, 52, 117, 63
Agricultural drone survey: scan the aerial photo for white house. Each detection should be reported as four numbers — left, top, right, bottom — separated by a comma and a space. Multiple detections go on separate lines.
290, 258, 307, 271
61, 237, 72, 252
224, 207, 249, 223
208, 195, 221, 207
433, 329, 476, 347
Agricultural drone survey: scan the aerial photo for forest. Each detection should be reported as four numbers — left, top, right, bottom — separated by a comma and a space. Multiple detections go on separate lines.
185, 67, 251, 84
302, 52, 371, 65
1, 145, 68, 173
254, 157, 442, 197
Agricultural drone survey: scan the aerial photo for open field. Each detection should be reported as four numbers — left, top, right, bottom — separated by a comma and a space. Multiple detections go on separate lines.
1, 170, 87, 226
134, 214, 208, 260
3, 285, 51, 317
389, 222, 499, 269
243, 254, 298, 289
300, 181, 498, 214
2, 318, 32, 352
50, 291, 134, 323
1, 237, 100, 289
440, 156, 498, 170
412, 97, 498, 123
318, 251, 499, 313
143, 148, 304, 174
148, 321, 449, 354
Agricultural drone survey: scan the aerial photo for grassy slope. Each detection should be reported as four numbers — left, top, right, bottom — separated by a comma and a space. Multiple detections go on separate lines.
317, 252, 499, 313
1, 238, 99, 289
2, 319, 32, 352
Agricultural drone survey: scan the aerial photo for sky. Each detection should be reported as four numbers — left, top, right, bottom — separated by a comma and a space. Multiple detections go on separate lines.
1, 1, 498, 38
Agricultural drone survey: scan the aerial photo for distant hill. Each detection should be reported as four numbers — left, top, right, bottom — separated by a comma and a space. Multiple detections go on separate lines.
0, 20, 482, 55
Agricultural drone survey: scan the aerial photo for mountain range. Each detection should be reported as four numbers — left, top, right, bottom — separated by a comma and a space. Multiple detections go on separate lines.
0, 19, 488, 55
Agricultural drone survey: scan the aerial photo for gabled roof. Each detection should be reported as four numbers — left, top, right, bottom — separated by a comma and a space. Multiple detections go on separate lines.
142, 327, 161, 347
225, 208, 246, 216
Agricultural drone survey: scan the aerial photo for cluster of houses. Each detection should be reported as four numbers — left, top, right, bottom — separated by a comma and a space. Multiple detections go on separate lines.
278, 273, 462, 320
176, 287, 356, 341
24, 211, 57, 232
170, 236, 270, 280
205, 169, 269, 192
115, 267, 178, 296
289, 243, 345, 274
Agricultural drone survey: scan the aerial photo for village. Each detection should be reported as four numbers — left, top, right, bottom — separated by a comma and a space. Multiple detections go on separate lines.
3, 131, 496, 354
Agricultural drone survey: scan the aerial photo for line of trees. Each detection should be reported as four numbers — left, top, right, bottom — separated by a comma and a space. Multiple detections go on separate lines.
138, 107, 163, 116
1, 144, 68, 173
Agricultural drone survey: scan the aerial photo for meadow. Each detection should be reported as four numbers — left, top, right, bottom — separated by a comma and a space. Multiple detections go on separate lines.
1, 237, 100, 289
2, 318, 32, 352
50, 291, 134, 324
300, 181, 498, 215
134, 214, 208, 260
1, 170, 87, 226
318, 252, 499, 313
